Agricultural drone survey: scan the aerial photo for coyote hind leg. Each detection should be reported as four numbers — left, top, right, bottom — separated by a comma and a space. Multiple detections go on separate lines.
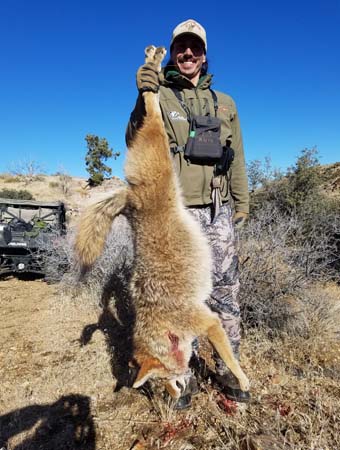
197, 311, 250, 392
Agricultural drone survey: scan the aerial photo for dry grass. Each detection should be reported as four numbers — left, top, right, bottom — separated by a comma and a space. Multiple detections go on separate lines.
1, 276, 339, 450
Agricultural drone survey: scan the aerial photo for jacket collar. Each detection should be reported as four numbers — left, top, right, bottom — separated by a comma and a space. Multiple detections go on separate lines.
162, 65, 213, 90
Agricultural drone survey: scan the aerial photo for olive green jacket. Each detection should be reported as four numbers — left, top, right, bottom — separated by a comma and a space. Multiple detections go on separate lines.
126, 68, 249, 214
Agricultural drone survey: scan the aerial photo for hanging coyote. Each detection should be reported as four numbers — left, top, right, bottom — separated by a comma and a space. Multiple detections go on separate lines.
75, 46, 249, 399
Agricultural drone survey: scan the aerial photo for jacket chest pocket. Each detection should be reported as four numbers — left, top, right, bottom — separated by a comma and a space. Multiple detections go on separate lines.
217, 106, 233, 146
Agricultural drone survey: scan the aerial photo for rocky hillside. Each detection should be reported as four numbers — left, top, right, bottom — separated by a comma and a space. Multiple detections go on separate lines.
318, 162, 340, 196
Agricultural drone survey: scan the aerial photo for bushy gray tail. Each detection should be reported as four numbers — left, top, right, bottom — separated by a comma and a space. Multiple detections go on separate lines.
75, 186, 129, 269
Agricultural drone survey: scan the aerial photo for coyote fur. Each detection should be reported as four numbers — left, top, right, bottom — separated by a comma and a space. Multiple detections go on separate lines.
75, 46, 249, 398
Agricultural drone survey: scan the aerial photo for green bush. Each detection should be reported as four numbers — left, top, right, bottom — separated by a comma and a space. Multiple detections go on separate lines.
249, 147, 324, 216
0, 188, 35, 200
3, 175, 22, 183
241, 148, 340, 332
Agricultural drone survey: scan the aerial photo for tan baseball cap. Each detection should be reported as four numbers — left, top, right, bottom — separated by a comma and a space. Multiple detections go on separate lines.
171, 19, 207, 52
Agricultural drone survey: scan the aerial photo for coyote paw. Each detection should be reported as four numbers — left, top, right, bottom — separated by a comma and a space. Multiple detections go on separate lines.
166, 374, 186, 399
239, 374, 250, 392
144, 45, 167, 71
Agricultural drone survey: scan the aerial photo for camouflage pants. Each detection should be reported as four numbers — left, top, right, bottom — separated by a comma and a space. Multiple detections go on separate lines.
189, 203, 241, 377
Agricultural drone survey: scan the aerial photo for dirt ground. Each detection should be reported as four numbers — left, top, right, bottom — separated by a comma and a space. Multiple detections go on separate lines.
1, 277, 340, 450
0, 276, 141, 449
1, 276, 215, 450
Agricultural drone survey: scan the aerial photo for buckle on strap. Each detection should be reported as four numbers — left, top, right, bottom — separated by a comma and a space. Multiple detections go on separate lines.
211, 176, 222, 189
170, 145, 185, 154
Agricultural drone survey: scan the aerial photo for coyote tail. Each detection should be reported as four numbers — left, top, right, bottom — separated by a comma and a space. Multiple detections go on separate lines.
75, 186, 129, 269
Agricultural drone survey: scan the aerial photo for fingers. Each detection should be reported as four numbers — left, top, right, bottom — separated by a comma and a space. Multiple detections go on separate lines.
233, 212, 248, 230
136, 64, 160, 93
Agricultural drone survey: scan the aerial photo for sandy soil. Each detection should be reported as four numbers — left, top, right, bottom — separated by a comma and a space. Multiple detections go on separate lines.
0, 276, 144, 449
1, 276, 339, 450
0, 277, 218, 450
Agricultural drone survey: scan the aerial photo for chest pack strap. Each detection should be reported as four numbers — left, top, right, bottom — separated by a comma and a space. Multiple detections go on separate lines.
169, 87, 224, 222
169, 86, 219, 156
170, 87, 218, 120
171, 87, 191, 121
209, 89, 219, 116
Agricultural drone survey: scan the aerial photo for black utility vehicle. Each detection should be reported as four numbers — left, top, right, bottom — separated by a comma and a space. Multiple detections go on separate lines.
0, 198, 66, 275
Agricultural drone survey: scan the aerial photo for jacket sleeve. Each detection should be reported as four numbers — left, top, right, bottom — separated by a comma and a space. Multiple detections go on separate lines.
229, 102, 249, 214
125, 93, 146, 147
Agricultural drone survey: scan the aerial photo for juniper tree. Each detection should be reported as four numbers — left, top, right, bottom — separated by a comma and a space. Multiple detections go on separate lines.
85, 134, 120, 186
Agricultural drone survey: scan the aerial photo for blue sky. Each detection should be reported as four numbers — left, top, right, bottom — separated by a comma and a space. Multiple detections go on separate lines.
1, 0, 339, 180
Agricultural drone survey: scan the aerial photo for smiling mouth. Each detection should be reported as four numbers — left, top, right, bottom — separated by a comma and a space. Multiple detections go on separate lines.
179, 60, 196, 67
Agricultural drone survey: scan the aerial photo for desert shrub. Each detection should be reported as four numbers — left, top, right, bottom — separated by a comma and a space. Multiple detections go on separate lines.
247, 156, 283, 192
0, 188, 34, 200
275, 147, 323, 214
9, 158, 46, 184
34, 229, 75, 283
249, 147, 324, 216
239, 185, 340, 332
286, 286, 340, 340
238, 205, 304, 329
43, 213, 134, 293
49, 181, 59, 189
52, 168, 72, 196
64, 215, 134, 299
58, 172, 72, 196
292, 197, 340, 275
247, 148, 339, 279
0, 174, 22, 183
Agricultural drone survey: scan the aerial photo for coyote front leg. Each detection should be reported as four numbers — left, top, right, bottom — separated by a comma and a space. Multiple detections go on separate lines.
142, 45, 166, 117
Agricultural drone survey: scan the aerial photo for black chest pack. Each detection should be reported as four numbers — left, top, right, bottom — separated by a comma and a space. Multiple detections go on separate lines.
171, 88, 234, 174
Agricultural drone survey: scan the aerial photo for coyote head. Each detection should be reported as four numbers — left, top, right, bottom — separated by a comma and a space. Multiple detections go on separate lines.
131, 332, 189, 398
132, 355, 186, 399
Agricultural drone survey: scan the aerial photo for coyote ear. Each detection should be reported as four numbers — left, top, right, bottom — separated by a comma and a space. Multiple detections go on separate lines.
132, 357, 164, 388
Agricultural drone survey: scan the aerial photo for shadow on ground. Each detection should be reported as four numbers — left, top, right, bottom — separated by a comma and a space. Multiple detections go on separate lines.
0, 394, 95, 450
79, 264, 136, 391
